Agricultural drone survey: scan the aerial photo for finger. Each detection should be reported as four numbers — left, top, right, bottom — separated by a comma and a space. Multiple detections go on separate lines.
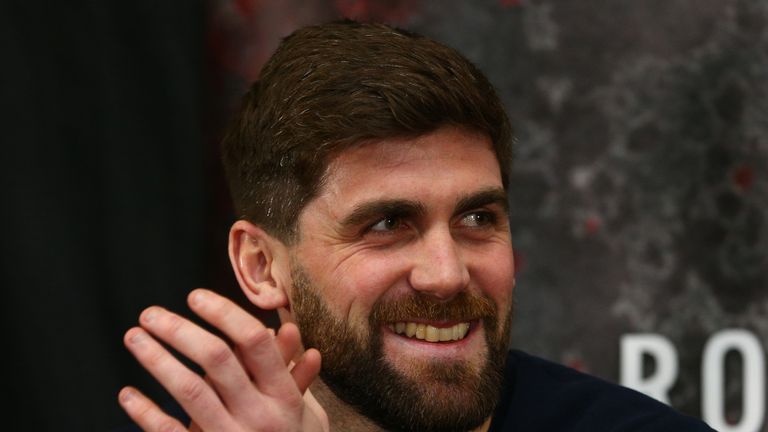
302, 388, 330, 432
275, 322, 302, 364
188, 289, 300, 399
118, 386, 188, 432
138, 306, 256, 409
291, 348, 322, 394
124, 327, 238, 432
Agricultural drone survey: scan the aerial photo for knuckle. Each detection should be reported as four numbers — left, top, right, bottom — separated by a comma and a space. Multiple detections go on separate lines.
157, 419, 182, 432
240, 327, 272, 349
165, 314, 184, 336
177, 378, 206, 403
133, 398, 154, 420
145, 346, 165, 367
204, 341, 234, 367
282, 393, 304, 413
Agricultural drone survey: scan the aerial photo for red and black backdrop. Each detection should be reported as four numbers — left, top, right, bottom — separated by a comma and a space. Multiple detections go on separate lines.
2, 1, 766, 431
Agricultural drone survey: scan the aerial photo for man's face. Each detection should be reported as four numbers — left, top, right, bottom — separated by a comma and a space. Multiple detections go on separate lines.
288, 126, 515, 431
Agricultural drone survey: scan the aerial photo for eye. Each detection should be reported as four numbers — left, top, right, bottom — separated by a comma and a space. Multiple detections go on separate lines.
460, 211, 496, 228
369, 215, 403, 233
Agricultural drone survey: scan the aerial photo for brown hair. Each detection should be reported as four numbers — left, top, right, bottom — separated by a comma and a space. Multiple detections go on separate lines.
222, 20, 512, 243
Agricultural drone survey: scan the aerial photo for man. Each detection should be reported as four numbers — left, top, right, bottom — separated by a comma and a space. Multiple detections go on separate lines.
119, 21, 714, 431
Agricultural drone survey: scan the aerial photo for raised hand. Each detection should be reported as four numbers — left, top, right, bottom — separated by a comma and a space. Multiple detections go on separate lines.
118, 289, 328, 432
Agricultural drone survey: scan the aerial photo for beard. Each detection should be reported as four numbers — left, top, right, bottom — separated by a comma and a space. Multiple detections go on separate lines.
290, 262, 513, 432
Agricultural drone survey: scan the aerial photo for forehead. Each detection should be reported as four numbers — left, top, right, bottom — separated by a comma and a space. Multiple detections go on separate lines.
314, 126, 502, 209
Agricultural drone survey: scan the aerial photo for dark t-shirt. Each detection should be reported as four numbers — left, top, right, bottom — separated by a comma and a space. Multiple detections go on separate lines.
489, 350, 715, 431
116, 350, 715, 431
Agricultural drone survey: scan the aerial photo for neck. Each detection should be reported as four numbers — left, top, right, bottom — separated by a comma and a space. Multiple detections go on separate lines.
311, 378, 386, 432
310, 378, 492, 432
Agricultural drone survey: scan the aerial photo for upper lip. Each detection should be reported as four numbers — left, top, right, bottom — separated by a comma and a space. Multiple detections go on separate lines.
385, 318, 476, 326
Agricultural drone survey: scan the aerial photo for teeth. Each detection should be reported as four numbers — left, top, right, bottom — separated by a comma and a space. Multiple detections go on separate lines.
388, 321, 471, 342
415, 324, 425, 339
406, 322, 417, 337
395, 322, 405, 333
426, 325, 439, 342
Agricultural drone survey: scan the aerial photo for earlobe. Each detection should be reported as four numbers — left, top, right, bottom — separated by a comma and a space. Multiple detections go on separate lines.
228, 220, 289, 310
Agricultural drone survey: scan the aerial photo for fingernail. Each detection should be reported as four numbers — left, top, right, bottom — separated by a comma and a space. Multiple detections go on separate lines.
130, 330, 146, 344
120, 389, 134, 404
189, 290, 205, 307
142, 308, 158, 323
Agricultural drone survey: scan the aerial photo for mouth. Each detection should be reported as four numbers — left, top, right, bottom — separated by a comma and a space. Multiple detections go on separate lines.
386, 321, 472, 342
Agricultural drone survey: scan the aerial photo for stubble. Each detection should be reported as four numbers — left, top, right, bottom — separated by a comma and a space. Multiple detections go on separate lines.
290, 263, 513, 432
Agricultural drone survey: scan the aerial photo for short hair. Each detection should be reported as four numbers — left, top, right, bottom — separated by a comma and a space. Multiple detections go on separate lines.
222, 20, 512, 243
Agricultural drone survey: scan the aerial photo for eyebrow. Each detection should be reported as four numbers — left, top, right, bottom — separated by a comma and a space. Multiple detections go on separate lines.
338, 187, 508, 229
339, 199, 427, 229
455, 187, 510, 216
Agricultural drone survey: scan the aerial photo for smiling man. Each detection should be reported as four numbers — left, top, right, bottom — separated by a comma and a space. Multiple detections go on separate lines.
287, 126, 514, 432
119, 21, 714, 432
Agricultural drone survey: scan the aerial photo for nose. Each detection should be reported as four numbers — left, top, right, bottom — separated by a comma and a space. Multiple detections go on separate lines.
408, 227, 470, 300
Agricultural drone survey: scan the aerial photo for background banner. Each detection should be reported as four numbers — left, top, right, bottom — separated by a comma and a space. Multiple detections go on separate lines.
2, 1, 765, 430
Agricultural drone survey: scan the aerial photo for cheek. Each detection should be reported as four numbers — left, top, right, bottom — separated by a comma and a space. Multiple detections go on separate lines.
326, 252, 412, 322
471, 245, 515, 306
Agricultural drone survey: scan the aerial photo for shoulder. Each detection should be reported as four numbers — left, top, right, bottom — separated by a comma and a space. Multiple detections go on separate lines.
489, 350, 716, 432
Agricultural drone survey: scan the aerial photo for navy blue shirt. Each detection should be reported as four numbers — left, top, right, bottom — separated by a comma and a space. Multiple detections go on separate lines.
489, 350, 715, 431
117, 350, 715, 431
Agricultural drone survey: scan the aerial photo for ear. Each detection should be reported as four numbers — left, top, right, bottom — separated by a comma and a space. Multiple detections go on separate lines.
228, 220, 290, 310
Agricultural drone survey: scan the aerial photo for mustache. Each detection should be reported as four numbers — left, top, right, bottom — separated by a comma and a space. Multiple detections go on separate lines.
370, 291, 496, 323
